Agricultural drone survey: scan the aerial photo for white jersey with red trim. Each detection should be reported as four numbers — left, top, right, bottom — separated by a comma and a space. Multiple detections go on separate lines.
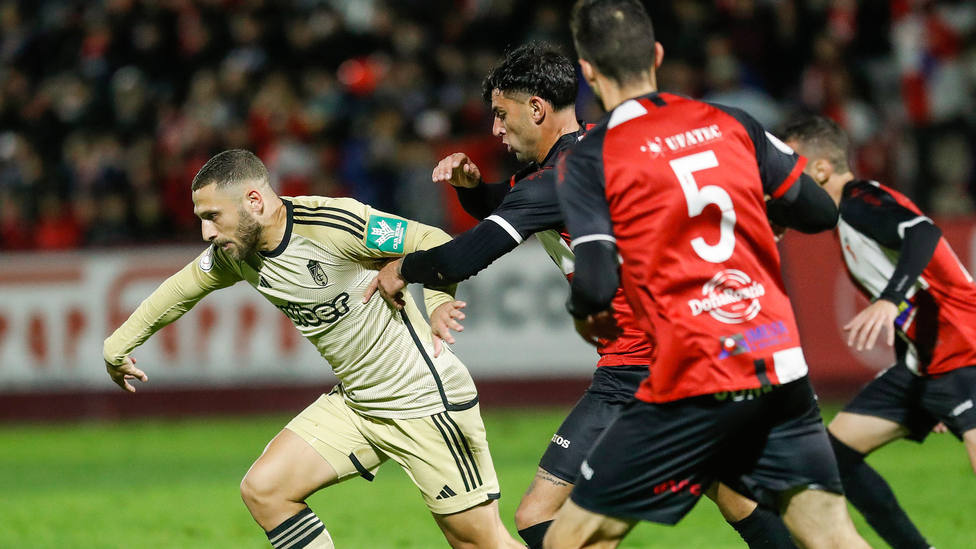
838, 179, 976, 375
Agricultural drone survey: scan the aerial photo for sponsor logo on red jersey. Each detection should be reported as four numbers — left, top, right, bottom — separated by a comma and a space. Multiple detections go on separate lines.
718, 320, 791, 359
687, 269, 765, 324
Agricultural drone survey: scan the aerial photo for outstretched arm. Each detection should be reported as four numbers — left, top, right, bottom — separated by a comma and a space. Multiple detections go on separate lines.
766, 173, 839, 233
103, 247, 241, 392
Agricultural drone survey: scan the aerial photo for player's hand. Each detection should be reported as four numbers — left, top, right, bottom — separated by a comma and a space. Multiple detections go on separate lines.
429, 300, 467, 357
432, 153, 481, 188
573, 310, 622, 347
105, 355, 148, 393
771, 222, 787, 242
932, 422, 948, 434
364, 258, 407, 309
844, 299, 899, 351
765, 195, 787, 241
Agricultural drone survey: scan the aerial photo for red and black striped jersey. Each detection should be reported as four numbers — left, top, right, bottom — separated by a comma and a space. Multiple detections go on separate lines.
838, 179, 976, 375
558, 92, 810, 403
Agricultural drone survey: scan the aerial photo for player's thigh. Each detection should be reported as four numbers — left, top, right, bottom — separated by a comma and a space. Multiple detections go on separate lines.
432, 499, 519, 549
243, 428, 341, 503
260, 391, 386, 493
828, 411, 908, 454
366, 404, 501, 516
543, 499, 634, 549
832, 362, 933, 452
964, 428, 976, 474
780, 488, 864, 549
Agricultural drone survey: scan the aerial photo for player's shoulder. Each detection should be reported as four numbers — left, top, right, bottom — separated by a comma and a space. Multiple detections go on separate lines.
840, 180, 891, 211
288, 195, 367, 240
290, 195, 368, 219
565, 119, 607, 165
506, 168, 558, 207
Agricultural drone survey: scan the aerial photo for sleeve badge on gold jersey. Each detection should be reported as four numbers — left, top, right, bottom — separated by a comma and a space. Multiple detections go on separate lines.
306, 259, 329, 286
365, 215, 406, 253
199, 245, 215, 272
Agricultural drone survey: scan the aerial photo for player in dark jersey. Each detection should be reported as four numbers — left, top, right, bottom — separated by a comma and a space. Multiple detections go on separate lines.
545, 2, 871, 548
365, 42, 795, 549
782, 115, 976, 549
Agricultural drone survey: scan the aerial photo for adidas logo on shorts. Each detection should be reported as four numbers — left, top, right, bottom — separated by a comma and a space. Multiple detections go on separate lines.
435, 485, 457, 500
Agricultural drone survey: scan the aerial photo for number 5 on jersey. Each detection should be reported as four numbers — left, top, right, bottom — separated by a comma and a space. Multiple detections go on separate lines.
670, 150, 736, 263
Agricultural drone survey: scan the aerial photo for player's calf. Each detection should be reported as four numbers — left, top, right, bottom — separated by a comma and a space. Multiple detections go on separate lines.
240, 429, 341, 548
264, 507, 335, 549
781, 488, 870, 549
515, 467, 575, 548
706, 483, 797, 549
433, 499, 524, 549
829, 432, 932, 549
543, 499, 634, 549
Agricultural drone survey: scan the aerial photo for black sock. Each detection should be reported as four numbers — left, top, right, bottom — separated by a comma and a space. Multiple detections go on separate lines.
830, 433, 931, 549
728, 505, 797, 548
518, 520, 553, 549
265, 507, 327, 549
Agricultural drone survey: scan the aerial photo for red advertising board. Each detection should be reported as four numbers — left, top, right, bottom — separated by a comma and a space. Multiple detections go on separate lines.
779, 218, 976, 396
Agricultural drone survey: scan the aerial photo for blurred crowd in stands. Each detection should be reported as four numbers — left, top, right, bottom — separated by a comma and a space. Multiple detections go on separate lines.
1, 0, 974, 251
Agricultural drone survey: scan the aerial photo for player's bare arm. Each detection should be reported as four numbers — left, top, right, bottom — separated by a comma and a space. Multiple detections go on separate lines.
105, 356, 148, 393
844, 299, 899, 351
432, 153, 481, 188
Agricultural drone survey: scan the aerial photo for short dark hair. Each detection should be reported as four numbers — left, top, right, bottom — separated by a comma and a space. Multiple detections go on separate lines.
481, 42, 577, 110
570, 0, 656, 85
191, 149, 269, 191
780, 115, 851, 172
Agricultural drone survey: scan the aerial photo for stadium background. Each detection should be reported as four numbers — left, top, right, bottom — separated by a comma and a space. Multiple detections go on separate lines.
1, 1, 975, 547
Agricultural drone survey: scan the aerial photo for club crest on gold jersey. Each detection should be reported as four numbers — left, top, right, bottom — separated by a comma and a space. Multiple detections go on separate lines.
307, 259, 329, 287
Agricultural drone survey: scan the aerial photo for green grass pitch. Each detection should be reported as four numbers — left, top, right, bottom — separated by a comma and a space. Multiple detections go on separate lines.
1, 406, 972, 548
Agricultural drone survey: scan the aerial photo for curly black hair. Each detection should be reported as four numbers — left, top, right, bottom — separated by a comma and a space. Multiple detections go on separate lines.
481, 42, 577, 110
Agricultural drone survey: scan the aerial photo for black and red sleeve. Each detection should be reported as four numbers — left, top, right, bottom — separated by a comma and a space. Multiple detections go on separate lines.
715, 104, 838, 233
555, 127, 620, 318
840, 181, 942, 304
400, 171, 564, 286
454, 180, 514, 221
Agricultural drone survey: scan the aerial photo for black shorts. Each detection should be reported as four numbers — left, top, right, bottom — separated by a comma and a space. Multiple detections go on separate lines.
539, 365, 648, 483
725, 399, 844, 510
570, 378, 842, 525
843, 362, 976, 442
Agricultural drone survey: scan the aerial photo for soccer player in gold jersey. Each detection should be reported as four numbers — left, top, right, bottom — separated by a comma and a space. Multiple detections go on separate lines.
103, 150, 523, 549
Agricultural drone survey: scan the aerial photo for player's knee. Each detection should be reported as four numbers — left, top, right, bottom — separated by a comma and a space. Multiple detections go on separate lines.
240, 466, 278, 511
828, 432, 864, 474
514, 496, 555, 531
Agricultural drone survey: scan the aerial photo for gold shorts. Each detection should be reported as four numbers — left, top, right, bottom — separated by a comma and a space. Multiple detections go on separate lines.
286, 389, 500, 515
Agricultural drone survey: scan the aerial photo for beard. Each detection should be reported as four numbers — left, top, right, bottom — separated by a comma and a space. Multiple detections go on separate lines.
227, 207, 262, 260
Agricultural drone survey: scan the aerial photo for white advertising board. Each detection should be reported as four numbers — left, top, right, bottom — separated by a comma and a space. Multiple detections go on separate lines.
0, 239, 597, 391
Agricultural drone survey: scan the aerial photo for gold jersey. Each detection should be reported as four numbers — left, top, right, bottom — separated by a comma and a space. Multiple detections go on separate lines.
103, 196, 479, 419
